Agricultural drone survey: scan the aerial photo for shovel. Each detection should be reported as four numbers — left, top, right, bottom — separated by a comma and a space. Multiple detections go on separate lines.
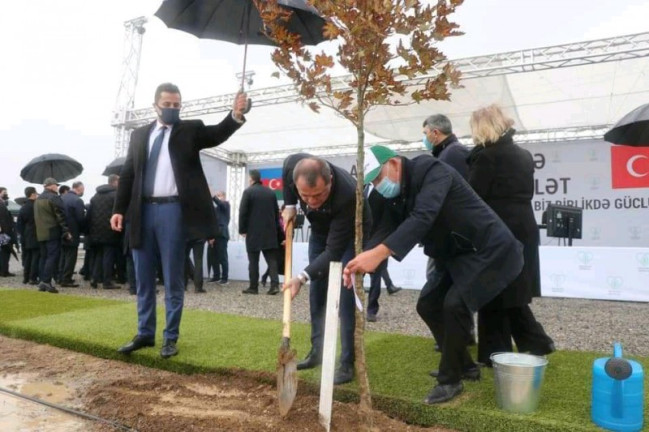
277, 219, 298, 417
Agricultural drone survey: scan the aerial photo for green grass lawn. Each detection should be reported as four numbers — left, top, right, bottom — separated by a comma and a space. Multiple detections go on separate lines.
1, 289, 646, 431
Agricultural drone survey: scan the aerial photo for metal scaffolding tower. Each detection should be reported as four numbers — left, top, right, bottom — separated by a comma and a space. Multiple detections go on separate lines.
112, 16, 147, 158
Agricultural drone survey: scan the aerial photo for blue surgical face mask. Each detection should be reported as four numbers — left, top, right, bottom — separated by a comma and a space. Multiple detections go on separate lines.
158, 107, 181, 125
423, 135, 433, 151
375, 176, 401, 198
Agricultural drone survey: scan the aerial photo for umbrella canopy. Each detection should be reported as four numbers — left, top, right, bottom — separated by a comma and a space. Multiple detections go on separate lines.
604, 103, 649, 146
154, 0, 326, 47
20, 153, 84, 184
102, 156, 126, 176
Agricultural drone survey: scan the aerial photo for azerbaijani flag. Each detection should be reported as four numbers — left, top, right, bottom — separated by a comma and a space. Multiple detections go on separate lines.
259, 168, 283, 200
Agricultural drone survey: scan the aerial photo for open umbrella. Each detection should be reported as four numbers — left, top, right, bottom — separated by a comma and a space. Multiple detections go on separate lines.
154, 0, 326, 107
604, 103, 649, 146
102, 156, 126, 176
20, 154, 84, 184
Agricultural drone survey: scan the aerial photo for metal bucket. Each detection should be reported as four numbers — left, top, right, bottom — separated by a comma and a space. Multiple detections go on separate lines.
491, 352, 548, 414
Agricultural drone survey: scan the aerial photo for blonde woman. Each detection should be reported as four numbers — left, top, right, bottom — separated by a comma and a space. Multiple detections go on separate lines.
467, 105, 554, 365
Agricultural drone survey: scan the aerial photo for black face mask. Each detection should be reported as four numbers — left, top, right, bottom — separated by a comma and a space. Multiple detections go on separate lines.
157, 106, 181, 125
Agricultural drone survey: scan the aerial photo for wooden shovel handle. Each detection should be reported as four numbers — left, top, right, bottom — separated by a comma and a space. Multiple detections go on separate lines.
282, 219, 294, 339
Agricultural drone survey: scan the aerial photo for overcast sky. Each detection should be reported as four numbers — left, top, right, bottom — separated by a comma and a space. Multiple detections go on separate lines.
1, 0, 648, 201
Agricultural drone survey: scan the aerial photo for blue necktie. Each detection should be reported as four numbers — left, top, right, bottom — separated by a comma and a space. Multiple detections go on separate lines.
143, 126, 167, 197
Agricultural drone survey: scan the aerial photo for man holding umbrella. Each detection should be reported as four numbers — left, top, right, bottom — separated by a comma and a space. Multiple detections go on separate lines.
111, 82, 248, 359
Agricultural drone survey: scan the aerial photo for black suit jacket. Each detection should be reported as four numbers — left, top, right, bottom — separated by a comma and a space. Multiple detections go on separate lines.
238, 182, 279, 252
282, 153, 371, 280
114, 114, 242, 247
62, 191, 86, 246
16, 200, 38, 250
369, 154, 523, 312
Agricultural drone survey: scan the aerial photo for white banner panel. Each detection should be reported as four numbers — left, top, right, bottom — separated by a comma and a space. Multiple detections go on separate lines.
224, 242, 649, 303
540, 246, 649, 302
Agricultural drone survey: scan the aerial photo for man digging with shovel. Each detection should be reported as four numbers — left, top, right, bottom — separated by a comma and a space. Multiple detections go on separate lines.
281, 154, 371, 386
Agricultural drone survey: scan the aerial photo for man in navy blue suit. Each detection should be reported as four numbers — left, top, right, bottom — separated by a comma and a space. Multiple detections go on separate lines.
111, 82, 247, 359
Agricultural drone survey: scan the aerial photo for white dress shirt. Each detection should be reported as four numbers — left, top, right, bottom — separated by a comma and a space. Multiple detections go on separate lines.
148, 121, 178, 197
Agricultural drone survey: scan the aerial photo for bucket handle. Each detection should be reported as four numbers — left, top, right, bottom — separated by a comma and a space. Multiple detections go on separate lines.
613, 342, 623, 359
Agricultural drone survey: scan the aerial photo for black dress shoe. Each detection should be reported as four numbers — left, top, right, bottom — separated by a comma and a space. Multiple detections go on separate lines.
424, 382, 463, 404
296, 349, 322, 370
529, 343, 556, 356
386, 285, 402, 295
103, 283, 121, 290
208, 277, 219, 282
38, 282, 58, 293
195, 287, 207, 293
429, 366, 480, 381
90, 281, 98, 289
242, 287, 258, 294
160, 339, 178, 359
367, 313, 377, 322
334, 363, 354, 385
267, 286, 279, 295
117, 336, 155, 354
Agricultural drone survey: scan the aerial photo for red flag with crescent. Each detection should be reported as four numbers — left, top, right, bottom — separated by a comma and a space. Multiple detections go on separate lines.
611, 146, 649, 189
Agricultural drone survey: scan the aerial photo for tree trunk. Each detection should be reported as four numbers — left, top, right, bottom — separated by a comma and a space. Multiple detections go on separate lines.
353, 111, 373, 430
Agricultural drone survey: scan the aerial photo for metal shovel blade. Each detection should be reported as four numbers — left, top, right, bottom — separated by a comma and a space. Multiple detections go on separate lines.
277, 337, 298, 417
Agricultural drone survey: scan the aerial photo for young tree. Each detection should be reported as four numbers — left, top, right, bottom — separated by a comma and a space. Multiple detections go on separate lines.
257, 0, 463, 427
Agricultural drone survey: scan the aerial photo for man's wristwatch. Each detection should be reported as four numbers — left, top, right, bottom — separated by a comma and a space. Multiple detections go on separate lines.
297, 272, 309, 285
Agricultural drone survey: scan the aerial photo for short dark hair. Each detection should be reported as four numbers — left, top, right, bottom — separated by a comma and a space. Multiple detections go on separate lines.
249, 170, 261, 184
423, 114, 453, 135
24, 187, 36, 198
293, 157, 332, 187
72, 181, 84, 189
154, 82, 181, 104
58, 185, 70, 194
0, 187, 6, 194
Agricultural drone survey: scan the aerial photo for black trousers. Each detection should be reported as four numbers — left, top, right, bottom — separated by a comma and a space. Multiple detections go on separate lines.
92, 244, 118, 285
39, 239, 61, 285
208, 237, 229, 281
22, 247, 40, 283
0, 246, 10, 275
477, 304, 554, 364
185, 240, 205, 290
247, 248, 279, 289
61, 245, 78, 283
367, 258, 392, 315
416, 266, 476, 385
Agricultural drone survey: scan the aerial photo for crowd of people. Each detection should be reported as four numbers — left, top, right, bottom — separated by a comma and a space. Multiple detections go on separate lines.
0, 81, 554, 405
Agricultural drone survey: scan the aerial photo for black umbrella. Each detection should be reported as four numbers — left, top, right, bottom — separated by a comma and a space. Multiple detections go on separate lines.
14, 197, 28, 206
154, 0, 326, 91
102, 156, 126, 176
604, 103, 649, 146
20, 153, 84, 184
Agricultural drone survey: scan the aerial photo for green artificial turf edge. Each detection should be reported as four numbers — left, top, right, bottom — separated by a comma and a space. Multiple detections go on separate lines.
1, 289, 646, 431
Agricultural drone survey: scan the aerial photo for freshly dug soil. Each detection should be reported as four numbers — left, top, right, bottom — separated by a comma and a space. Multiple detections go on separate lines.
0, 335, 452, 432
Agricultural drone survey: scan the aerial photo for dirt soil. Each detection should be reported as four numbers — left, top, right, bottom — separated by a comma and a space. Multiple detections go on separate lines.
0, 336, 451, 432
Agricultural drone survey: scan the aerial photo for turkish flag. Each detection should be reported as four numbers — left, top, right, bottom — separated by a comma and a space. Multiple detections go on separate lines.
611, 146, 649, 189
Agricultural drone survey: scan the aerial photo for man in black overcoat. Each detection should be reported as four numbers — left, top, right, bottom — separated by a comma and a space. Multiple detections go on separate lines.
61, 181, 86, 286
344, 145, 523, 404
16, 187, 40, 284
111, 82, 247, 359
239, 170, 280, 295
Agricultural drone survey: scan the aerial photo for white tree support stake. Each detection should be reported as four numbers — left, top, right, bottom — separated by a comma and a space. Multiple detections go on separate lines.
318, 261, 342, 432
